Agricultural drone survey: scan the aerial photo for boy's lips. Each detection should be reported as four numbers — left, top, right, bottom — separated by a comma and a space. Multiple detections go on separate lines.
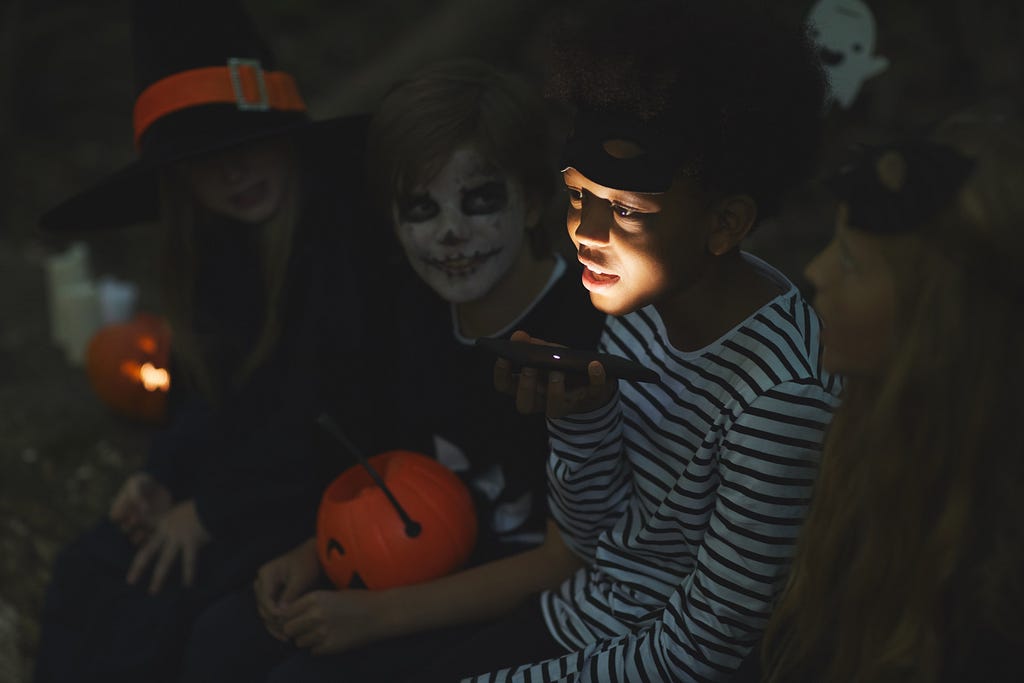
578, 255, 620, 289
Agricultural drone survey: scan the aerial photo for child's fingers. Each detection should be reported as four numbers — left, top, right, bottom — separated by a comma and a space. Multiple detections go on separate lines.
265, 621, 289, 642
280, 577, 306, 607
493, 357, 514, 395
254, 595, 288, 641
282, 607, 317, 643
546, 371, 566, 419
126, 535, 160, 585
148, 541, 177, 594
515, 367, 541, 414
279, 592, 313, 622
258, 574, 289, 615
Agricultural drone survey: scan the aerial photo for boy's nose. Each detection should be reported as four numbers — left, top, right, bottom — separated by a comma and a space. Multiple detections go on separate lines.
440, 230, 468, 246
573, 200, 612, 246
439, 214, 473, 245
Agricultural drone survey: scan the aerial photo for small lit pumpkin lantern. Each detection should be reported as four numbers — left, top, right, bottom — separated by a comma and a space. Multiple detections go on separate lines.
315, 449, 478, 591
85, 312, 171, 423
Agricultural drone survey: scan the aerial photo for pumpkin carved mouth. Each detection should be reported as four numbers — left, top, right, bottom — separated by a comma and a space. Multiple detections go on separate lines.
314, 438, 478, 591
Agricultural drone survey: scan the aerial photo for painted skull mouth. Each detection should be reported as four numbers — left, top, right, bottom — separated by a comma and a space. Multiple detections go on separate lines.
423, 247, 503, 278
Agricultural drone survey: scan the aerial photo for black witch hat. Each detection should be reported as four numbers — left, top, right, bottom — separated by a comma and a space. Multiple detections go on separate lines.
40, 0, 320, 231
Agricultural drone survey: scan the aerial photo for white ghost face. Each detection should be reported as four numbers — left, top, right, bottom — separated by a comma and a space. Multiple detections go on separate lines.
808, 0, 890, 109
394, 147, 527, 304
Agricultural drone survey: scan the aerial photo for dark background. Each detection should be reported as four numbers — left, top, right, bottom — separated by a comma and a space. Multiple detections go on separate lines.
1, 0, 1021, 678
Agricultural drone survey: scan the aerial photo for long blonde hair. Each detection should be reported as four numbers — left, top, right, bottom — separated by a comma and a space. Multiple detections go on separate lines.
158, 147, 298, 402
763, 114, 1024, 682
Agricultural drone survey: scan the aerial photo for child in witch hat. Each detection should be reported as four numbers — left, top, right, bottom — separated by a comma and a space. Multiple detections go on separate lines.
33, 1, 398, 681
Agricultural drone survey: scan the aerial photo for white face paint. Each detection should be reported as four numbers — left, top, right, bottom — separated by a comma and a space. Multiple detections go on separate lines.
808, 0, 890, 109
393, 147, 527, 304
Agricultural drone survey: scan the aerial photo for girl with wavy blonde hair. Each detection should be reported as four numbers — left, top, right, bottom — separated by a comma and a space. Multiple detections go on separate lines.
758, 112, 1024, 682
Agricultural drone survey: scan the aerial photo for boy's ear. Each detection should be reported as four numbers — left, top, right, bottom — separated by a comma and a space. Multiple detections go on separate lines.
708, 194, 757, 256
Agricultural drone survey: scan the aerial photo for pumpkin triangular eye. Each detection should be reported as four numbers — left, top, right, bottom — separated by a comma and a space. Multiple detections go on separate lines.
348, 572, 367, 589
327, 538, 345, 557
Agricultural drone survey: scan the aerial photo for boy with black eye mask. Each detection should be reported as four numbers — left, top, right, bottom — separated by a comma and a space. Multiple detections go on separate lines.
477, 0, 842, 680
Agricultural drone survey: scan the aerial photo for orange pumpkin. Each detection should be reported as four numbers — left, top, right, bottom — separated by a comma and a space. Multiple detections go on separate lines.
85, 312, 171, 423
316, 450, 478, 590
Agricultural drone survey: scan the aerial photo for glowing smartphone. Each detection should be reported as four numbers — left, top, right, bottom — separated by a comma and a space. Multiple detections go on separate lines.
476, 337, 661, 384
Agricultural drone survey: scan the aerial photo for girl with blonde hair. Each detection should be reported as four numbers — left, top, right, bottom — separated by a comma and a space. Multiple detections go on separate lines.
34, 1, 390, 680
745, 112, 1024, 682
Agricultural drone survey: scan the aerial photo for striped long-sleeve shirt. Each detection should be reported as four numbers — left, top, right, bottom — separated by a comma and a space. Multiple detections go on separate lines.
470, 256, 841, 682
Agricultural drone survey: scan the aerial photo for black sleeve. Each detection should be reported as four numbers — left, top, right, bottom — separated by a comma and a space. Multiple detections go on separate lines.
142, 365, 215, 500
191, 188, 403, 545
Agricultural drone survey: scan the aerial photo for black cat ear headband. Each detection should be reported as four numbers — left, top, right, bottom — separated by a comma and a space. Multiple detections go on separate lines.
825, 140, 976, 235
827, 138, 1024, 296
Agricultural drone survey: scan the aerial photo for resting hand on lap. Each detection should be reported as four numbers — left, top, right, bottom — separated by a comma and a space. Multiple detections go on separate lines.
126, 498, 210, 594
109, 472, 172, 545
280, 588, 384, 656
254, 537, 323, 641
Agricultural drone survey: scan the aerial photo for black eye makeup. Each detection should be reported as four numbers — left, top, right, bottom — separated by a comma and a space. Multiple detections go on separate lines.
398, 195, 440, 223
461, 181, 507, 216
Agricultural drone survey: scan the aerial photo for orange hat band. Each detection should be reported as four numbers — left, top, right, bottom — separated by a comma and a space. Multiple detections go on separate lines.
132, 58, 307, 149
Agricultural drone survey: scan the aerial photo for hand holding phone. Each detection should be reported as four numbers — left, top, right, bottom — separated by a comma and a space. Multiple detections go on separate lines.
476, 337, 660, 383
485, 331, 660, 419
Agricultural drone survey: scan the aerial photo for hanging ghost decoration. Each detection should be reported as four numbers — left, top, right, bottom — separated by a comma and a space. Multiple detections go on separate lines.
807, 0, 889, 109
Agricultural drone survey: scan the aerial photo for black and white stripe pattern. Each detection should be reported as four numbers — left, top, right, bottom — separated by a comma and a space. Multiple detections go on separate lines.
469, 257, 840, 682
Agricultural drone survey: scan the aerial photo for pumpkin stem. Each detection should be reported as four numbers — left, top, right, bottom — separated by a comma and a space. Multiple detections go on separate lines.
316, 413, 423, 538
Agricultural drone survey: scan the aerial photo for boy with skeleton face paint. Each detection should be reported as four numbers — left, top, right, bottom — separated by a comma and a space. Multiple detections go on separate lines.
180, 60, 605, 682
394, 146, 528, 304
368, 60, 604, 558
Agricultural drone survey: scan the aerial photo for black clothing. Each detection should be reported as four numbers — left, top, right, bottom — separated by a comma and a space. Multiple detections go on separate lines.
384, 256, 605, 560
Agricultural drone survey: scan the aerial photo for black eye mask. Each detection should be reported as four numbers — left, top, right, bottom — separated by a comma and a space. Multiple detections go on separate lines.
826, 140, 976, 235
560, 109, 688, 194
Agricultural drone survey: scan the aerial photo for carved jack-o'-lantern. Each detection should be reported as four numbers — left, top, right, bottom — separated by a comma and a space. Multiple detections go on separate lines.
316, 449, 478, 591
85, 312, 171, 423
